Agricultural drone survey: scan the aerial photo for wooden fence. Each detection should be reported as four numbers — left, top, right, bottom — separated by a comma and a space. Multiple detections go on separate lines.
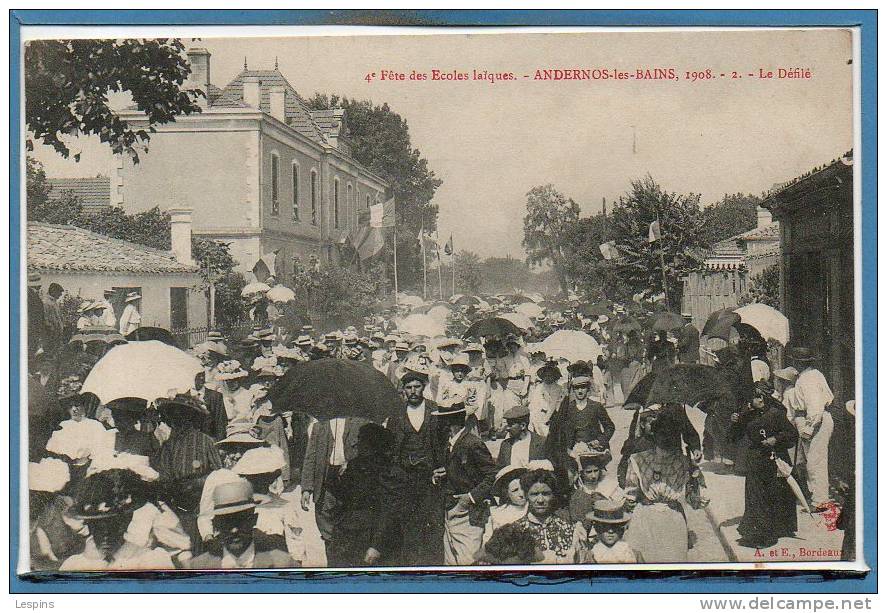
681, 270, 748, 331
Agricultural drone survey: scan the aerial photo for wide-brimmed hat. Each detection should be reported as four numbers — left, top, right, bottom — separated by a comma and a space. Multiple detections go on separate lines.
537, 361, 562, 382
492, 464, 529, 499
217, 430, 267, 449
568, 441, 611, 468
210, 479, 257, 516
29, 458, 70, 493
568, 361, 593, 386
384, 334, 400, 344
86, 451, 160, 482
463, 343, 484, 354
534, 314, 548, 323
124, 292, 141, 303
156, 393, 209, 415
448, 353, 471, 372
254, 365, 285, 380
587, 499, 631, 525
56, 375, 84, 403
430, 402, 466, 417
253, 328, 275, 342
394, 341, 411, 352
70, 469, 144, 520
773, 366, 800, 384
27, 272, 42, 287
233, 446, 286, 476
295, 334, 313, 347
343, 334, 358, 346
216, 360, 248, 380
787, 346, 818, 364
597, 315, 609, 324
206, 330, 225, 341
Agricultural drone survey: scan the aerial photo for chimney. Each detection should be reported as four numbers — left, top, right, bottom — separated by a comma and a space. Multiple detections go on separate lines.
269, 86, 286, 122
756, 205, 773, 229
186, 47, 211, 105
169, 209, 194, 265
242, 75, 261, 110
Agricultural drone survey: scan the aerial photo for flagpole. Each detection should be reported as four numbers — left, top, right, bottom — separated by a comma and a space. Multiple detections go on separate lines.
421, 223, 428, 301
433, 231, 443, 300
655, 206, 670, 306
451, 237, 456, 297
393, 225, 399, 305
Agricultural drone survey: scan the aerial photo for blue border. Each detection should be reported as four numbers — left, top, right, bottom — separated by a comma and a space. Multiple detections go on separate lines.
9, 9, 877, 594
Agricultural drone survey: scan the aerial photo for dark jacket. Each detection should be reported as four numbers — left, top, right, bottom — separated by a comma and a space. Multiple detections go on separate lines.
326, 454, 408, 565
301, 418, 369, 497
386, 401, 445, 471
199, 387, 227, 441
443, 429, 498, 527
676, 323, 700, 363
496, 432, 547, 469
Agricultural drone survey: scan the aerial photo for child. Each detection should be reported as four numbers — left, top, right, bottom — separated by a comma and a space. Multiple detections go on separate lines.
582, 500, 643, 563
561, 442, 622, 529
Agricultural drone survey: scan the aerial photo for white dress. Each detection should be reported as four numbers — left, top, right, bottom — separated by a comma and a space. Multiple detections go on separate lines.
59, 539, 174, 571
119, 303, 141, 335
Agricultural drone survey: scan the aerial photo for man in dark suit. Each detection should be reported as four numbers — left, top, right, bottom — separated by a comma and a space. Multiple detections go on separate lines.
496, 404, 546, 469
386, 370, 446, 565
546, 362, 616, 490
677, 313, 701, 364
187, 479, 297, 569
193, 371, 227, 441
435, 403, 497, 565
300, 414, 370, 559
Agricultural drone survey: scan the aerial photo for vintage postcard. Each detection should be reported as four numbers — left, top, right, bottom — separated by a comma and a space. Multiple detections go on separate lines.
15, 19, 868, 585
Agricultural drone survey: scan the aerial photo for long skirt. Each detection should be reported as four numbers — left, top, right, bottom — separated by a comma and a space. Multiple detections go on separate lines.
620, 360, 647, 399
443, 509, 484, 565
738, 456, 798, 544
624, 502, 688, 563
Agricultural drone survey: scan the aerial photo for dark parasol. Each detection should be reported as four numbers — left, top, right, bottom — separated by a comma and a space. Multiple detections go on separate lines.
463, 317, 525, 340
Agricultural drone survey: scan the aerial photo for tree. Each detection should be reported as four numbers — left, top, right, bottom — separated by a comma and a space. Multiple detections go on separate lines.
700, 193, 761, 245
740, 264, 781, 309
560, 214, 630, 302
304, 95, 442, 289
453, 251, 483, 295
26, 157, 82, 224
291, 257, 386, 331
608, 176, 707, 310
479, 256, 531, 294
522, 184, 581, 293
25, 38, 203, 162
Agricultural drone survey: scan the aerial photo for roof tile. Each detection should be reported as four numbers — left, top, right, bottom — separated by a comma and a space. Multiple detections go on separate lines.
46, 177, 110, 214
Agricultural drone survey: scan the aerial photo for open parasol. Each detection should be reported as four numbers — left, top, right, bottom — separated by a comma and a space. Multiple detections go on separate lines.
500, 312, 536, 332
464, 317, 525, 339
397, 313, 446, 338
267, 358, 404, 421
648, 311, 686, 332
241, 282, 271, 297
515, 302, 545, 319
453, 295, 482, 307
81, 340, 203, 404
266, 285, 296, 303
426, 304, 452, 322
535, 330, 603, 364
613, 317, 643, 333
499, 294, 534, 305
735, 303, 790, 346
125, 326, 178, 347
701, 308, 740, 341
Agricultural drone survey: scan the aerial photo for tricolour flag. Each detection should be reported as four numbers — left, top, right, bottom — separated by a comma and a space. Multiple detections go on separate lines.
353, 226, 386, 261
370, 198, 396, 228
444, 234, 453, 256
648, 220, 661, 243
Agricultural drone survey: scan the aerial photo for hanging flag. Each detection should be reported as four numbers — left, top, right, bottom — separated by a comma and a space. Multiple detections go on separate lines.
354, 226, 385, 261
444, 234, 453, 256
251, 250, 279, 282
419, 230, 438, 250
599, 240, 619, 260
370, 198, 396, 228
648, 220, 661, 243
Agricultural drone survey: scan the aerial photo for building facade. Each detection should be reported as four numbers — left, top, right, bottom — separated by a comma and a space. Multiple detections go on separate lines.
762, 153, 854, 405
27, 221, 207, 331
114, 48, 388, 281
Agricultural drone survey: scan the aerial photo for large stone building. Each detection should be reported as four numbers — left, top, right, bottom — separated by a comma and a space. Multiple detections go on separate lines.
113, 48, 388, 280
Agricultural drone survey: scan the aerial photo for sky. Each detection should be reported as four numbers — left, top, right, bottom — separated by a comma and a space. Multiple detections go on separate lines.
30, 28, 854, 258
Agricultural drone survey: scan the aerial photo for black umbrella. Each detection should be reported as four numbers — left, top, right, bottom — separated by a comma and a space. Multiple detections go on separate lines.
125, 326, 179, 347
499, 294, 534, 305
623, 372, 656, 409
454, 295, 481, 306
463, 317, 524, 339
613, 317, 643, 333
267, 358, 404, 421
647, 311, 685, 332
701, 308, 740, 341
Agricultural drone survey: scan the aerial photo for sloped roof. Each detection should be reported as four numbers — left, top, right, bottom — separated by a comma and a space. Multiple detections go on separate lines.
212, 69, 328, 144
27, 222, 198, 275
736, 223, 780, 241
46, 176, 110, 213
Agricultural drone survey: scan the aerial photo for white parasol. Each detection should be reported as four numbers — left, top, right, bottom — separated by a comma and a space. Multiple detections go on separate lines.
426, 304, 452, 322
515, 302, 545, 318
500, 312, 536, 332
82, 340, 204, 404
397, 313, 446, 338
536, 330, 603, 364
735, 303, 790, 346
241, 282, 271, 297
266, 285, 296, 303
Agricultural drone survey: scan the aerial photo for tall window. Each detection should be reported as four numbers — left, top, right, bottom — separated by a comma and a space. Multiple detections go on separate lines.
333, 178, 340, 228
310, 170, 317, 225
270, 153, 280, 216
292, 163, 300, 221
366, 194, 371, 210
347, 184, 353, 229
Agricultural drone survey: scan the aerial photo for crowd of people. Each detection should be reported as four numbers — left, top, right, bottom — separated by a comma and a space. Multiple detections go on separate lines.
26, 278, 855, 570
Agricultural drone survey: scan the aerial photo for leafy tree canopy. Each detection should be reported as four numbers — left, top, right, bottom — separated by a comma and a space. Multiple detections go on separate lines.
522, 184, 581, 292
700, 193, 762, 245
25, 38, 203, 162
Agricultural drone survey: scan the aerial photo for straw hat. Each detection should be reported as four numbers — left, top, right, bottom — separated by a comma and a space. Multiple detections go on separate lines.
586, 499, 631, 525
210, 479, 256, 516
216, 360, 248, 381
233, 446, 286, 476
124, 292, 141, 303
